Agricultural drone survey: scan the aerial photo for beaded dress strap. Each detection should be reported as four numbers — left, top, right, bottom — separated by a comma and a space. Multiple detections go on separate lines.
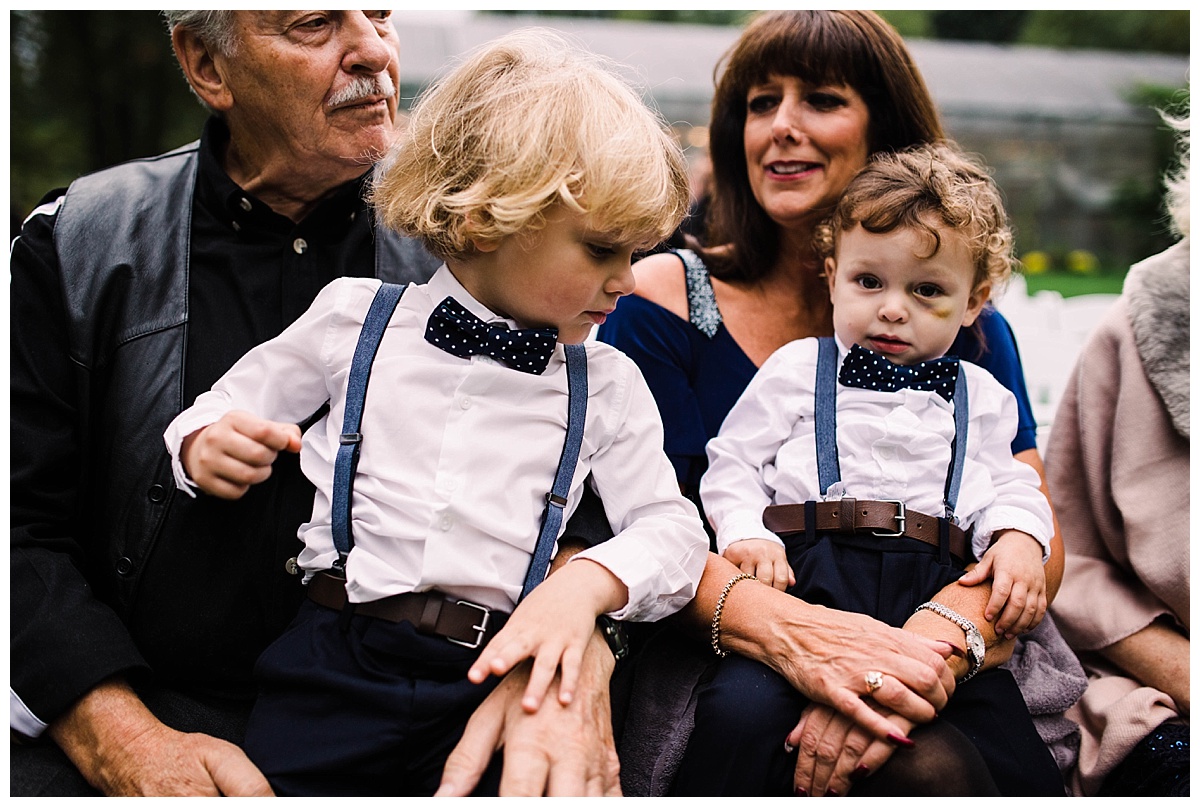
675, 249, 721, 339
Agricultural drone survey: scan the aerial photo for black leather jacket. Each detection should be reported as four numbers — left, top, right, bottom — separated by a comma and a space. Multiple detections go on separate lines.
10, 141, 438, 730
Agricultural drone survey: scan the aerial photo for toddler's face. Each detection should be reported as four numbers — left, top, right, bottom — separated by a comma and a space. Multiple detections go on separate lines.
467, 205, 640, 344
825, 222, 989, 365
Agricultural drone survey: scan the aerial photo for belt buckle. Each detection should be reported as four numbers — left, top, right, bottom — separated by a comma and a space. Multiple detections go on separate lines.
448, 600, 491, 649
871, 500, 907, 537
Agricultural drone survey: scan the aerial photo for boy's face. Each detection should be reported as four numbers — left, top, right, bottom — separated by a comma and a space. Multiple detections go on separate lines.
465, 205, 640, 344
825, 222, 990, 365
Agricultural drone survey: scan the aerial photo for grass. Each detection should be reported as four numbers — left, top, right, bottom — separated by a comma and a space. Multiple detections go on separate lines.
1019, 271, 1126, 297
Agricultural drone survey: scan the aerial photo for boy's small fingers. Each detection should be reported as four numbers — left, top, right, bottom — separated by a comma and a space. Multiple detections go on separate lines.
521, 653, 560, 714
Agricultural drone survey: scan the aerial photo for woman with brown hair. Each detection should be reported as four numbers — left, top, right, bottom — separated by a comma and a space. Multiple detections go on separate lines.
598, 10, 1068, 796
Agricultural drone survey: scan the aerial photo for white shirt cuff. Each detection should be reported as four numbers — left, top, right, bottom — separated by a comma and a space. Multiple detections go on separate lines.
11, 688, 48, 738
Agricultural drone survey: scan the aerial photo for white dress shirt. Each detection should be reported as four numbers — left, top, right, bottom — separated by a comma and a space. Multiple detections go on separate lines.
702, 336, 1052, 562
166, 267, 707, 619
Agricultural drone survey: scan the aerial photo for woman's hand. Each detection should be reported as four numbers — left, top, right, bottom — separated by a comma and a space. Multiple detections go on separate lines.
681, 554, 956, 741
788, 701, 914, 797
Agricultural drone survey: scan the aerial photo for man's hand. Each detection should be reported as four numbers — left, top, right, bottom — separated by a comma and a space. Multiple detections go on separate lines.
48, 678, 272, 796
181, 410, 301, 499
437, 629, 620, 796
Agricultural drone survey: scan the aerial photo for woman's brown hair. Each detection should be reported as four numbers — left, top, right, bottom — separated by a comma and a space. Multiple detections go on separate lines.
702, 10, 944, 281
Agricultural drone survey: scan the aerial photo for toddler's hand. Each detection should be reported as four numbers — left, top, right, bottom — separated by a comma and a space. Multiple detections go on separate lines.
181, 410, 301, 499
723, 537, 794, 591
956, 530, 1046, 638
467, 558, 627, 714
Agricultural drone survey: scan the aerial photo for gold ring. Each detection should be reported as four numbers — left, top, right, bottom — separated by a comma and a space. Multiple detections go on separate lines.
865, 670, 884, 694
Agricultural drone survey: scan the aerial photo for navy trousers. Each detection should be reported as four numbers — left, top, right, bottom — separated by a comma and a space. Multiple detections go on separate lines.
242, 600, 503, 796
670, 532, 1063, 796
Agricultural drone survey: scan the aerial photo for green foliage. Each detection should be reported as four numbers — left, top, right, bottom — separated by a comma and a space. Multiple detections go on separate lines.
928, 11, 1030, 43
1019, 10, 1189, 54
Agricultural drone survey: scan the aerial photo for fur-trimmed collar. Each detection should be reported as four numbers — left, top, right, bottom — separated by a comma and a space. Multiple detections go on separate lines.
1123, 237, 1190, 438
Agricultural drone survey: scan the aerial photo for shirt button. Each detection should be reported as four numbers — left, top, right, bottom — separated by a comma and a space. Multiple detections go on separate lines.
459, 397, 472, 410
284, 557, 301, 575
147, 484, 167, 503
440, 516, 454, 531
877, 446, 895, 460
239, 197, 252, 212
293, 238, 308, 254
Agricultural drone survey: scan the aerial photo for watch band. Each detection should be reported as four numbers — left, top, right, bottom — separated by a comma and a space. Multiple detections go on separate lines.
914, 601, 985, 682
597, 615, 629, 661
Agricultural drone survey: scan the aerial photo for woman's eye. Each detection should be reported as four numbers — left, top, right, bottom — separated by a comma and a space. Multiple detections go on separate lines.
747, 93, 779, 115
807, 92, 846, 111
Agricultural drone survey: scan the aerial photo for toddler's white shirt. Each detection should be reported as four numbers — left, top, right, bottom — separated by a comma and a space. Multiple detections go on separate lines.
702, 336, 1053, 562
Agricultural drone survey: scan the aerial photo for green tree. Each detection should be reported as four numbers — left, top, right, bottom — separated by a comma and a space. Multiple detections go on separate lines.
10, 11, 207, 227
1020, 10, 1189, 54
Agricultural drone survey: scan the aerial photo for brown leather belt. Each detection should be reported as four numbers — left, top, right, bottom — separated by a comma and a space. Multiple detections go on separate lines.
307, 571, 506, 649
762, 499, 970, 564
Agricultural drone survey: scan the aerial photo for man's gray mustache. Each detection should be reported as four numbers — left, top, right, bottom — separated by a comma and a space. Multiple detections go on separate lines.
327, 72, 396, 108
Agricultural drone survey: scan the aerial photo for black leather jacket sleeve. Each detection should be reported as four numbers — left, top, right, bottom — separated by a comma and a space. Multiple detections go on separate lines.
10, 199, 150, 735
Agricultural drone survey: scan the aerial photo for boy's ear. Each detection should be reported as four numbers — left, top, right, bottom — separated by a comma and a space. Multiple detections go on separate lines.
823, 257, 837, 295
961, 280, 991, 327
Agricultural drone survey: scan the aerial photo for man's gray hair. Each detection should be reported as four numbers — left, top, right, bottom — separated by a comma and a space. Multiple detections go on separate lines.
162, 10, 238, 56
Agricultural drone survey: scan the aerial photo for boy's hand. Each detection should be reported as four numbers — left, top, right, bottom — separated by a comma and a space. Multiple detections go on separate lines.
467, 558, 627, 714
723, 537, 794, 591
180, 410, 301, 500
956, 530, 1046, 638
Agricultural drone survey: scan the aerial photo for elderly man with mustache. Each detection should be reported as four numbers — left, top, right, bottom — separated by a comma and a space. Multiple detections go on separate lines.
9, 11, 451, 796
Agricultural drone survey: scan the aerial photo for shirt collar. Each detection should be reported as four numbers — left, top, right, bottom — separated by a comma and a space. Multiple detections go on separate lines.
196, 116, 370, 236
424, 265, 522, 330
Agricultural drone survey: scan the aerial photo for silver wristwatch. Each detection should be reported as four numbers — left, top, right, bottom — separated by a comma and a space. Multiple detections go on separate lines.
915, 601, 985, 682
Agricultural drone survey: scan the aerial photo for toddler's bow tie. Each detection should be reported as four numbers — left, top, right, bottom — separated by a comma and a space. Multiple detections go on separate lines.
425, 296, 558, 374
838, 344, 958, 402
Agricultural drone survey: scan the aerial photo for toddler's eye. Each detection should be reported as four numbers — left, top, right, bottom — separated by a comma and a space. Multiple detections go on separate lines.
914, 284, 943, 298
856, 275, 881, 290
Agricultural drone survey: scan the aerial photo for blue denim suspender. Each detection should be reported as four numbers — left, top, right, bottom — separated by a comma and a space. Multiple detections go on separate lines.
331, 281, 587, 601
814, 337, 969, 561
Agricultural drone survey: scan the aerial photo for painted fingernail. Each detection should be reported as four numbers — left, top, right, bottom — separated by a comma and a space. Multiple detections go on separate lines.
938, 640, 966, 659
783, 740, 796, 754
887, 733, 916, 748
852, 765, 871, 780
828, 789, 840, 797
794, 786, 808, 797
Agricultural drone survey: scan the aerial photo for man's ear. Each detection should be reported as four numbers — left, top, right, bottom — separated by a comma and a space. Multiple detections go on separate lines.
172, 26, 234, 114
961, 280, 991, 327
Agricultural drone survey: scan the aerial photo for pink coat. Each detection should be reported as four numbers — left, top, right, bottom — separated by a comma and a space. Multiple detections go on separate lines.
1046, 239, 1190, 795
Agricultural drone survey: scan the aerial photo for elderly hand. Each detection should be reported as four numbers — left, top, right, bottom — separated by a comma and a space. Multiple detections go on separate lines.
788, 701, 914, 797
437, 628, 621, 796
692, 554, 956, 740
48, 678, 272, 796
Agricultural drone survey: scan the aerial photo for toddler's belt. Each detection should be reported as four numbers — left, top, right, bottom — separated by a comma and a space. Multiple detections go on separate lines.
763, 499, 970, 565
307, 570, 508, 650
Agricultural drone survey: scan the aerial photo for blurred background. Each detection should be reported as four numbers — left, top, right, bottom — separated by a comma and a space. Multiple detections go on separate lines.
10, 9, 1189, 297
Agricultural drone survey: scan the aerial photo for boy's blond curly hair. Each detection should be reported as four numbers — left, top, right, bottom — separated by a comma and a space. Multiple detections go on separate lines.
372, 28, 690, 260
816, 141, 1015, 291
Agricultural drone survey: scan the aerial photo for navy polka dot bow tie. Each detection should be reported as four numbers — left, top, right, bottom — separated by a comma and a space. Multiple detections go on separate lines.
424, 296, 558, 374
837, 344, 959, 401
